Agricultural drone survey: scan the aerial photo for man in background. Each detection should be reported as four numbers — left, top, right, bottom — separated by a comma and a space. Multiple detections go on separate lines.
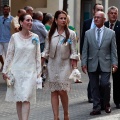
11, 9, 26, 34
31, 11, 48, 52
105, 6, 120, 109
81, 11, 118, 115
24, 6, 34, 17
0, 5, 13, 71
80, 3, 104, 103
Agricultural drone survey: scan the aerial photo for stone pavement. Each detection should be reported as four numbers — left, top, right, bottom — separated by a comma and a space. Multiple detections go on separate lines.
0, 67, 120, 120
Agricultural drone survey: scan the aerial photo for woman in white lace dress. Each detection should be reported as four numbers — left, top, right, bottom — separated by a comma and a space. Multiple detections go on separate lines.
42, 10, 79, 120
2, 14, 41, 120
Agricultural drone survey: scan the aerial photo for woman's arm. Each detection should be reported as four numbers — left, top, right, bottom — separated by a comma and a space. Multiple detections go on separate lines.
2, 35, 15, 80
69, 30, 79, 68
36, 36, 41, 78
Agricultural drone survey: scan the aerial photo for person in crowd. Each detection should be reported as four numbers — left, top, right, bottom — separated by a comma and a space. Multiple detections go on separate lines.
104, 6, 120, 109
0, 5, 13, 72
41, 10, 79, 120
2, 14, 41, 120
31, 11, 48, 52
67, 14, 82, 83
24, 6, 34, 17
44, 13, 54, 31
80, 3, 104, 103
11, 9, 26, 34
81, 11, 118, 115
67, 15, 77, 33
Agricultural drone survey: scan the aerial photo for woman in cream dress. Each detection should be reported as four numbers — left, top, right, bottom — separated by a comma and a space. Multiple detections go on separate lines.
2, 14, 41, 120
42, 10, 79, 120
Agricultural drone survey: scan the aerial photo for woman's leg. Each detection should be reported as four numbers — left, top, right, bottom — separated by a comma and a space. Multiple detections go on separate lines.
22, 101, 30, 120
51, 91, 60, 120
16, 102, 22, 120
59, 90, 69, 120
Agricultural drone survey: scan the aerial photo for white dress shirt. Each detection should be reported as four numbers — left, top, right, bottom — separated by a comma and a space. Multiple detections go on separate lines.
90, 18, 96, 29
95, 26, 104, 46
109, 21, 117, 30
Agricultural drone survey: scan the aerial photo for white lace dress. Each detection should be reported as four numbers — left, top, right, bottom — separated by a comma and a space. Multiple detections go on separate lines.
2, 32, 41, 103
42, 29, 79, 92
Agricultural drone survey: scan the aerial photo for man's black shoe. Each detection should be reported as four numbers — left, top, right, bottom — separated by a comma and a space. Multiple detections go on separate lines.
105, 104, 111, 113
88, 98, 93, 103
90, 110, 101, 115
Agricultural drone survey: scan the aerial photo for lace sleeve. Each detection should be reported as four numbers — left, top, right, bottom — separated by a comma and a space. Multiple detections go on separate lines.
36, 37, 41, 76
41, 36, 49, 59
70, 31, 80, 60
2, 35, 15, 74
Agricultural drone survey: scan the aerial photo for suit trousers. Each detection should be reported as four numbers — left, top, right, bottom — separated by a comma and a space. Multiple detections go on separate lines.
88, 69, 111, 111
112, 69, 120, 105
87, 80, 92, 100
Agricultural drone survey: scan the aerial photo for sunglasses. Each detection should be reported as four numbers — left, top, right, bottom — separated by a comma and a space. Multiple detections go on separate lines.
3, 19, 6, 24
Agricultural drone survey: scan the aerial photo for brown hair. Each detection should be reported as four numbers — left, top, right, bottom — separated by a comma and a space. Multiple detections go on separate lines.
49, 10, 70, 43
18, 13, 28, 31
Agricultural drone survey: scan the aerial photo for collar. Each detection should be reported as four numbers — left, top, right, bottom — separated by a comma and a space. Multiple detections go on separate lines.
53, 29, 66, 37
92, 18, 94, 22
33, 19, 42, 23
109, 20, 117, 27
2, 15, 11, 19
95, 25, 104, 32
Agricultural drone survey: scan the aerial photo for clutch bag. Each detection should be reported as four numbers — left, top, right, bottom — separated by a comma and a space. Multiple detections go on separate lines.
69, 69, 81, 82
36, 77, 42, 89
6, 71, 15, 87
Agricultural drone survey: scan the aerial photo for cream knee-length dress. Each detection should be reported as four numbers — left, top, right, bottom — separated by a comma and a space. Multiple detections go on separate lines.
2, 32, 41, 103
42, 29, 79, 92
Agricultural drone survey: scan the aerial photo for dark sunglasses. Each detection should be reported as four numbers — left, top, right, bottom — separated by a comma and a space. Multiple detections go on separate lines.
3, 19, 6, 24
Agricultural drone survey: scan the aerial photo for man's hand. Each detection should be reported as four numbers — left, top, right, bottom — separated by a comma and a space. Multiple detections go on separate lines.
112, 65, 118, 73
81, 66, 87, 74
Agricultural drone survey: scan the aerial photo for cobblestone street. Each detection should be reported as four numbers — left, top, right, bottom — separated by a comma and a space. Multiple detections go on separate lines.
0, 65, 120, 120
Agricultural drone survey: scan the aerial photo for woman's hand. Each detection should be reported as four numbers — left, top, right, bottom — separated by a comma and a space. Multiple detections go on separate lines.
2, 73, 9, 80
41, 57, 46, 66
71, 59, 77, 69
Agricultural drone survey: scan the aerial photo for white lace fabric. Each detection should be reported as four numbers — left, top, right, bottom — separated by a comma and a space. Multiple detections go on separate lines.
2, 32, 41, 103
43, 30, 79, 92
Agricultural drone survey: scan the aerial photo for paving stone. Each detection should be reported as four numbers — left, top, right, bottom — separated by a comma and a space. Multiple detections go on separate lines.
0, 63, 120, 120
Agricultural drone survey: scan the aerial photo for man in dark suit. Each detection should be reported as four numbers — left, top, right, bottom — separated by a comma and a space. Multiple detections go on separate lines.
104, 6, 120, 109
80, 3, 104, 103
81, 11, 118, 115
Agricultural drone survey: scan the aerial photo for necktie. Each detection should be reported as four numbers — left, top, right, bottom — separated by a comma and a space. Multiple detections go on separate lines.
110, 23, 114, 29
97, 28, 101, 46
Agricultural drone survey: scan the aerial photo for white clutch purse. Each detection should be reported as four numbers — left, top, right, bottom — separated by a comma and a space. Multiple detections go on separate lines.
6, 71, 15, 87
36, 77, 42, 89
69, 69, 81, 82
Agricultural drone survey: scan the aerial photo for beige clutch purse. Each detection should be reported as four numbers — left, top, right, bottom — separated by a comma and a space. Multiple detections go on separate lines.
6, 71, 15, 87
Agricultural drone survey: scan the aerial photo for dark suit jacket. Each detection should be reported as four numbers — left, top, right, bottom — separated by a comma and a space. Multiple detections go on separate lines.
104, 20, 120, 66
80, 19, 92, 54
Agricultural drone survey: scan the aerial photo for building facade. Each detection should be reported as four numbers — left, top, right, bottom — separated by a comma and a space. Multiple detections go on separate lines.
0, 0, 120, 52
